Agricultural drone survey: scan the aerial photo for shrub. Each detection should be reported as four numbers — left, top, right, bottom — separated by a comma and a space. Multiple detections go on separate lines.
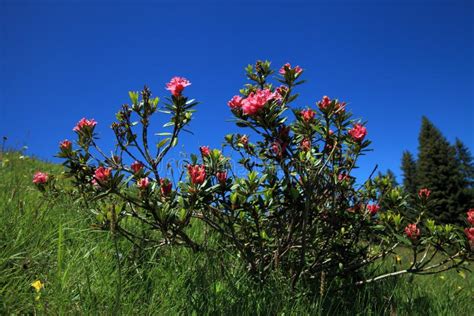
38, 61, 472, 292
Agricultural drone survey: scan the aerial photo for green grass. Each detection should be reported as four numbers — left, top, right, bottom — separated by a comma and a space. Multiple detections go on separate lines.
0, 151, 472, 315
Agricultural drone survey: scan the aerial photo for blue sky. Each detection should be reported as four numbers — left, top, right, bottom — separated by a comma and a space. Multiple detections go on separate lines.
1, 0, 473, 182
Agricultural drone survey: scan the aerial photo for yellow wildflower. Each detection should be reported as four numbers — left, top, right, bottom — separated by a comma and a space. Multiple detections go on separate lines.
395, 255, 402, 265
31, 280, 44, 292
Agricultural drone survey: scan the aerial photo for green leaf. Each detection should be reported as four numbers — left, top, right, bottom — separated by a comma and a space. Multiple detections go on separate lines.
128, 91, 138, 105
157, 138, 170, 148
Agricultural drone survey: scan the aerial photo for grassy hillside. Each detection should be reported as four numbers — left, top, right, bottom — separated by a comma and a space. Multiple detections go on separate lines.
0, 151, 472, 315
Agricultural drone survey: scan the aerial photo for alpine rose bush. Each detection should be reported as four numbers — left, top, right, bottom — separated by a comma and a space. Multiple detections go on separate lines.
41, 60, 472, 294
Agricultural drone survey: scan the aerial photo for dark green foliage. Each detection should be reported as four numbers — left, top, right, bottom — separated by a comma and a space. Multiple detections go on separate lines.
416, 117, 466, 224
454, 138, 474, 188
454, 138, 474, 218
401, 151, 417, 196
401, 118, 474, 224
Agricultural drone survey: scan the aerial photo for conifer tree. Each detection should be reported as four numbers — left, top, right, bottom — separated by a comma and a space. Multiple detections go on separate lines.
454, 138, 474, 187
416, 117, 464, 224
401, 151, 417, 195
454, 138, 474, 215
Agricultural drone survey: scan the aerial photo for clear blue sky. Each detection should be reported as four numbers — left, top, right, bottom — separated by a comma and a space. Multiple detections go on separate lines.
1, 0, 473, 182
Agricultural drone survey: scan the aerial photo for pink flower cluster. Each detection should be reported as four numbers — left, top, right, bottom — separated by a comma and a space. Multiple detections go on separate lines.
300, 138, 311, 152
188, 165, 206, 185
367, 204, 380, 216
465, 228, 474, 246
200, 146, 211, 157
404, 223, 420, 241
60, 140, 72, 151
318, 96, 331, 110
33, 172, 49, 184
131, 161, 144, 174
467, 209, 474, 226
276, 86, 288, 99
272, 141, 287, 158
160, 178, 172, 196
239, 135, 249, 146
418, 188, 431, 199
242, 89, 279, 116
228, 96, 244, 110
94, 166, 111, 185
300, 109, 315, 123
166, 77, 191, 97
348, 124, 367, 143
279, 63, 303, 76
317, 96, 345, 113
228, 89, 280, 116
338, 173, 350, 182
137, 177, 150, 190
73, 118, 97, 132
465, 209, 474, 249
216, 171, 227, 184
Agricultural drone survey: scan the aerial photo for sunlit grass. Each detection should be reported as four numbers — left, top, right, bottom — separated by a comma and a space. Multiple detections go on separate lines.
0, 151, 472, 314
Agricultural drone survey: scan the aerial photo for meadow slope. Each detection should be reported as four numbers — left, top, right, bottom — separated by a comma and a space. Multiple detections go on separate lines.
0, 152, 472, 315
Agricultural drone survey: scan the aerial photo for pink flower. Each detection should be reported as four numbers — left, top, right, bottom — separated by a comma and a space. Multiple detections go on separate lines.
187, 165, 206, 185
137, 177, 150, 190
165, 76, 191, 97
241, 89, 277, 116
418, 188, 431, 199
228, 95, 243, 110
131, 161, 144, 174
33, 172, 49, 184
338, 173, 350, 182
467, 209, 474, 226
216, 171, 227, 184
94, 166, 111, 184
465, 227, 474, 241
336, 101, 346, 113
279, 63, 303, 76
200, 146, 211, 157
272, 141, 286, 158
300, 109, 315, 123
404, 223, 421, 241
279, 63, 290, 75
239, 135, 249, 146
59, 139, 72, 151
367, 204, 380, 216
300, 138, 311, 152
275, 86, 288, 99
160, 178, 172, 196
317, 96, 331, 110
348, 124, 367, 143
73, 118, 97, 132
